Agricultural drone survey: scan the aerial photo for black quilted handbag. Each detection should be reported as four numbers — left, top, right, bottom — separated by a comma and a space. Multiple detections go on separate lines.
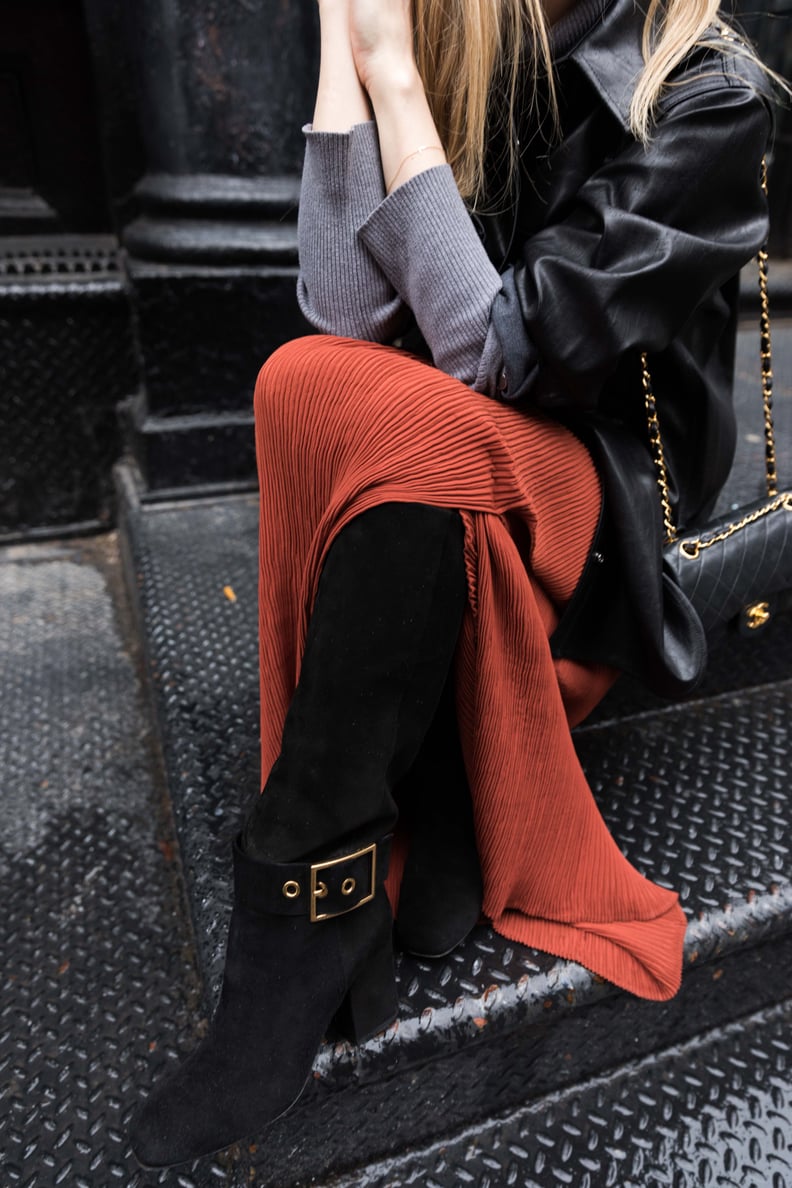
642, 159, 792, 637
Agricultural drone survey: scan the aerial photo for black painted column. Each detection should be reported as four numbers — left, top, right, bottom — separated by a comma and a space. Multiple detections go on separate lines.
123, 0, 316, 262
112, 0, 320, 491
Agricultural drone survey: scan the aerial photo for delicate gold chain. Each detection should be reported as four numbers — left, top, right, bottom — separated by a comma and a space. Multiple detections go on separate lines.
644, 156, 780, 545
385, 144, 445, 193
675, 492, 792, 559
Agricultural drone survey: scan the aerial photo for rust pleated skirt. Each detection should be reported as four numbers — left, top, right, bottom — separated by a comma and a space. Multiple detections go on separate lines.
254, 334, 687, 1002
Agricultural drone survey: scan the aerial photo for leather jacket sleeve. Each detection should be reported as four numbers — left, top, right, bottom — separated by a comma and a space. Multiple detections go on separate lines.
492, 77, 772, 408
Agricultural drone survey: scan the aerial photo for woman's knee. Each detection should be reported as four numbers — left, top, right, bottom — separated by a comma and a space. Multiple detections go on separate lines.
254, 333, 398, 428
255, 336, 319, 421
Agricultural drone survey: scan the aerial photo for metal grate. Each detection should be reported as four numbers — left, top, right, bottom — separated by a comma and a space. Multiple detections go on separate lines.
0, 236, 122, 283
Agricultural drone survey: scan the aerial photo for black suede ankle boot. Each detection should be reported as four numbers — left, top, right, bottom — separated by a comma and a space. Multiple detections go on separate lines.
130, 835, 396, 1168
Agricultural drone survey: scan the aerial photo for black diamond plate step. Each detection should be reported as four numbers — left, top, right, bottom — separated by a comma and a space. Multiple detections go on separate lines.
328, 995, 792, 1188
116, 451, 792, 1185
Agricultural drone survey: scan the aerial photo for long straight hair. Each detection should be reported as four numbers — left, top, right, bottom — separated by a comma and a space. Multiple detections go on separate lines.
412, 0, 767, 208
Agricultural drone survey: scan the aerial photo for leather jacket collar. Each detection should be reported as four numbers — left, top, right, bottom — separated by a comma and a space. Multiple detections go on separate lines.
561, 0, 647, 128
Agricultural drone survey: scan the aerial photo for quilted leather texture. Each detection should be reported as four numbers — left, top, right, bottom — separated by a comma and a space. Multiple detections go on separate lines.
666, 494, 792, 632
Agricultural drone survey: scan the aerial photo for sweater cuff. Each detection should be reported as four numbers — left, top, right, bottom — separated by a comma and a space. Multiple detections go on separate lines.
298, 121, 407, 341
358, 165, 502, 387
301, 121, 385, 213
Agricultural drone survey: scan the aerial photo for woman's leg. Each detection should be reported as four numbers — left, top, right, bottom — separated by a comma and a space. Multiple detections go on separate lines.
132, 330, 688, 1167
250, 336, 683, 1003
131, 501, 468, 1169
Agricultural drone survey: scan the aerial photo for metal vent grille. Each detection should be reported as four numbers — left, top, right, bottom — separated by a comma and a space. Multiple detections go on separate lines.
0, 236, 122, 282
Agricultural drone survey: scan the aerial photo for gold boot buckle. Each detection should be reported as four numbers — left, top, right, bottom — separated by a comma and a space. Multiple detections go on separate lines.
309, 843, 377, 922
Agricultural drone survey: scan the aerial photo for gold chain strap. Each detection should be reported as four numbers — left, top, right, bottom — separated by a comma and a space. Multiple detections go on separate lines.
643, 156, 784, 549
641, 350, 677, 543
676, 492, 792, 559
758, 156, 778, 498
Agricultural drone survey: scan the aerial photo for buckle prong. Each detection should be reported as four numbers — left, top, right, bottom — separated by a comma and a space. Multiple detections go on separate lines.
309, 843, 376, 922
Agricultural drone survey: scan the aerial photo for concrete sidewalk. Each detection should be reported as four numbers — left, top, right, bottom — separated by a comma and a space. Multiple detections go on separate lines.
0, 536, 210, 1187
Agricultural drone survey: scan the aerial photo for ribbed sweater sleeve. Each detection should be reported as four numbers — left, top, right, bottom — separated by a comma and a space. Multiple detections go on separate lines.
297, 124, 509, 395
358, 166, 507, 393
296, 122, 410, 342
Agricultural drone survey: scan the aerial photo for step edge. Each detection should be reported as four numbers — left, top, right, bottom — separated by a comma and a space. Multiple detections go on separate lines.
576, 671, 792, 735
324, 994, 792, 1188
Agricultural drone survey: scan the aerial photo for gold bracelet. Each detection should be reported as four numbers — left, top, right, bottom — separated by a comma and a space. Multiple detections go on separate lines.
386, 144, 445, 193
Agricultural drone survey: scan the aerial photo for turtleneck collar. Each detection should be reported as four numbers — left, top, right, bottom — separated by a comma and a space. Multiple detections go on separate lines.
550, 0, 610, 60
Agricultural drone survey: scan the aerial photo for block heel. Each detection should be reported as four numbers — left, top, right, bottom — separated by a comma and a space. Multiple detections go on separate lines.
334, 928, 399, 1045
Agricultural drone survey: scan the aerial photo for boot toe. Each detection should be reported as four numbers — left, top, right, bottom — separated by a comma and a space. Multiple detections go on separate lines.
129, 1087, 203, 1169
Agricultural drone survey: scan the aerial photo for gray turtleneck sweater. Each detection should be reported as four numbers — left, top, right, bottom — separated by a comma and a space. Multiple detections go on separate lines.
297, 0, 606, 401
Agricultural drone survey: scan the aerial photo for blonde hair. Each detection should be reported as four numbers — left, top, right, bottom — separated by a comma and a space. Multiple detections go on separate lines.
412, 0, 768, 208
632, 0, 740, 141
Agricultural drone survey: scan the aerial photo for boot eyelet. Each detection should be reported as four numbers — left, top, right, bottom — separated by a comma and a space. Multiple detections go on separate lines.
341, 877, 356, 896
282, 880, 301, 899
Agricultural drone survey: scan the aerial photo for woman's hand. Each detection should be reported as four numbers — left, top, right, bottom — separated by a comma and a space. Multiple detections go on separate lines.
316, 0, 446, 196
347, 0, 446, 194
313, 0, 371, 132
349, 0, 416, 95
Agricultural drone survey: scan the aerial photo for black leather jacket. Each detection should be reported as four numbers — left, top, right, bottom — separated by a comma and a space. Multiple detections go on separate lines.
478, 0, 773, 695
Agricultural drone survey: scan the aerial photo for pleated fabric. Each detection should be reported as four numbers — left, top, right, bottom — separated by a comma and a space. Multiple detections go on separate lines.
254, 335, 687, 1001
